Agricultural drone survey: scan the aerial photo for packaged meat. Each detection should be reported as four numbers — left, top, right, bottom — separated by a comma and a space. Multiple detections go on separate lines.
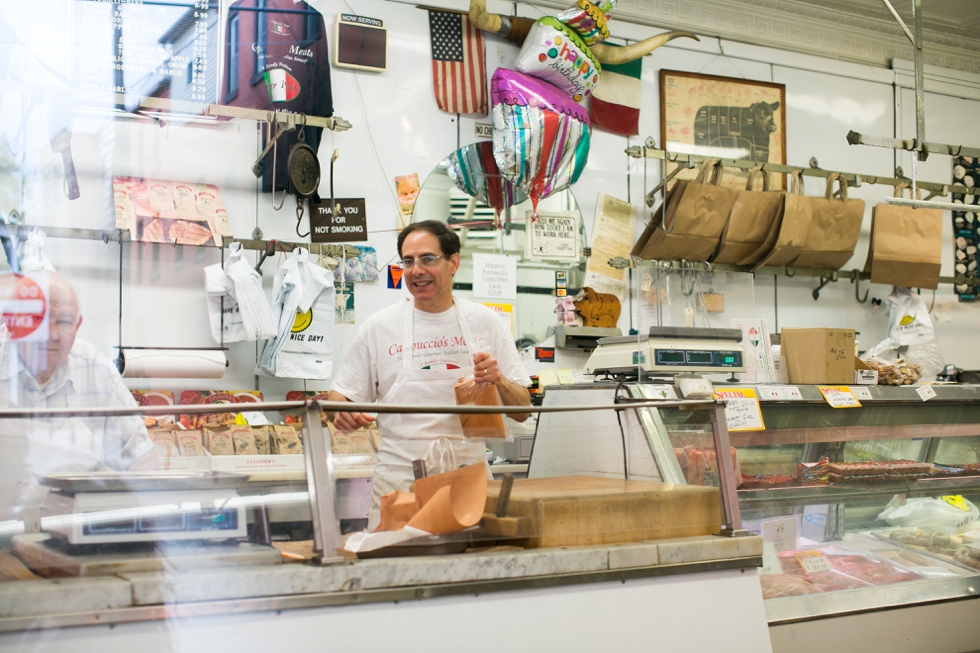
825, 460, 933, 482
674, 445, 741, 486
739, 474, 797, 490
231, 426, 258, 455
149, 430, 179, 458
175, 430, 205, 457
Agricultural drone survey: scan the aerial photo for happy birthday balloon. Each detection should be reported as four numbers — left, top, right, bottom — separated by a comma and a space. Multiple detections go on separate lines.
444, 141, 527, 216
491, 69, 591, 213
515, 17, 601, 103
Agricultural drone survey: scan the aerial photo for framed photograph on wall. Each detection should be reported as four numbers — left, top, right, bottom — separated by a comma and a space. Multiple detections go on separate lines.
660, 70, 787, 190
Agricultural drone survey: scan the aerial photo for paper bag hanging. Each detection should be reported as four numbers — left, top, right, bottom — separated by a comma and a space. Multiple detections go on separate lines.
751, 170, 812, 271
631, 176, 689, 258
791, 173, 865, 271
863, 183, 942, 290
632, 159, 737, 262
713, 166, 785, 265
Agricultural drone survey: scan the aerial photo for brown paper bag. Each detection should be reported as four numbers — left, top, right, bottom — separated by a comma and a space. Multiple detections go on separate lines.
751, 170, 811, 270
631, 176, 688, 257
791, 174, 865, 270
713, 167, 785, 265
863, 183, 942, 290
454, 376, 507, 439
633, 159, 737, 261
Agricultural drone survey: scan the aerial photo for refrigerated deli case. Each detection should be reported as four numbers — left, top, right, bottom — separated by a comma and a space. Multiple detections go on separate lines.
0, 399, 772, 652
585, 383, 980, 628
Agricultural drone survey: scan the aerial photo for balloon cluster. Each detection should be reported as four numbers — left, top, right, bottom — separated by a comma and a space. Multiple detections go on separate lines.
489, 0, 616, 215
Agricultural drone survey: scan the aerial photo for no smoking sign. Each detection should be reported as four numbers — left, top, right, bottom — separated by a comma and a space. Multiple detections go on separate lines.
0, 273, 48, 341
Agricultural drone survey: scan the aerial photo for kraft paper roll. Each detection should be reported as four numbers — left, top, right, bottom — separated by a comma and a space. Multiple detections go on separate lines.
120, 349, 226, 379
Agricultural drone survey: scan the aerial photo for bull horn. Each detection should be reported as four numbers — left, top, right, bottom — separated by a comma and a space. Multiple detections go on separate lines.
591, 31, 700, 65
469, 0, 534, 45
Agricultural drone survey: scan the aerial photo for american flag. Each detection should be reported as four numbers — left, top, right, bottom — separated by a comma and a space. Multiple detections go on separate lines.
428, 10, 488, 115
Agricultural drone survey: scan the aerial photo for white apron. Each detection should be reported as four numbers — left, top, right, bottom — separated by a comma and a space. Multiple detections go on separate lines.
367, 300, 488, 529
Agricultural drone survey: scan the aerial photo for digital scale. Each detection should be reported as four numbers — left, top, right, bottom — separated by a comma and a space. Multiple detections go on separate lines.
38, 473, 248, 545
584, 326, 745, 378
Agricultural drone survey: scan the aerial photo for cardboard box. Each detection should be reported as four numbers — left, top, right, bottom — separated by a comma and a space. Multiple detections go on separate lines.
781, 328, 855, 384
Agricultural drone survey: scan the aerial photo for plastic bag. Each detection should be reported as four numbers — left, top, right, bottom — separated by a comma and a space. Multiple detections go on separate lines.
886, 287, 934, 346
454, 376, 507, 439
878, 496, 979, 533
906, 342, 945, 379
861, 337, 921, 385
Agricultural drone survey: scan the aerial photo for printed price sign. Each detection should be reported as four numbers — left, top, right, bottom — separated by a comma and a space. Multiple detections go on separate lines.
795, 550, 833, 574
757, 385, 803, 401
850, 386, 874, 401
819, 386, 862, 409
916, 385, 937, 402
713, 388, 765, 431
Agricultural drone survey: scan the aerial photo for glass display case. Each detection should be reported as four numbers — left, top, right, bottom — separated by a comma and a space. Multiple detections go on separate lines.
616, 382, 980, 623
0, 397, 762, 634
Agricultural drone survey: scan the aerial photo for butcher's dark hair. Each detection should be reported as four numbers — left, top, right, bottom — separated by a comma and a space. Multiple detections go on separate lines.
397, 220, 461, 258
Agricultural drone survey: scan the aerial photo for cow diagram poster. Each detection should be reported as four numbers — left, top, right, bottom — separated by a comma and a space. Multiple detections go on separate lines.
660, 71, 786, 190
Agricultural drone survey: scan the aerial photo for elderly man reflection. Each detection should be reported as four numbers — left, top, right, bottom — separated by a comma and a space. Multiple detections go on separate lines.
0, 271, 156, 472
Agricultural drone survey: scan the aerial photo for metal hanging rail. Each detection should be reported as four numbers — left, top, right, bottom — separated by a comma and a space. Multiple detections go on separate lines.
607, 257, 980, 290
0, 224, 363, 259
624, 144, 978, 208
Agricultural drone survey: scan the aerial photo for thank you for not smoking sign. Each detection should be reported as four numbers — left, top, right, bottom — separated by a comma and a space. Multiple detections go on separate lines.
310, 198, 367, 243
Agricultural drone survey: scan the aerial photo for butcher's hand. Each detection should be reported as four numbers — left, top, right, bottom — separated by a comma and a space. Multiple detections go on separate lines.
326, 390, 376, 433
333, 410, 375, 433
473, 351, 501, 385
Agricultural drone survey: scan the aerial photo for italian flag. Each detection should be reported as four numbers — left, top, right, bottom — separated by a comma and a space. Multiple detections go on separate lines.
589, 47, 642, 136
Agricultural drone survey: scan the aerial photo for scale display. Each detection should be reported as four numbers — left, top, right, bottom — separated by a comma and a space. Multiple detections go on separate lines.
655, 349, 742, 368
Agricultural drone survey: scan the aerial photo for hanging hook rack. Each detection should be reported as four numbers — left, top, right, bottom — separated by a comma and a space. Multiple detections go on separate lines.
644, 155, 695, 207
812, 270, 838, 301
851, 268, 869, 303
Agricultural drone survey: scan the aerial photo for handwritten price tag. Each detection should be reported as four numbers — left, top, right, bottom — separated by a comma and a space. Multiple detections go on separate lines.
819, 386, 862, 409
796, 550, 833, 574
714, 388, 765, 431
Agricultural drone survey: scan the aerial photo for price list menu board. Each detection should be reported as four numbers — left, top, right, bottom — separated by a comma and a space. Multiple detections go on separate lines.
72, 0, 220, 113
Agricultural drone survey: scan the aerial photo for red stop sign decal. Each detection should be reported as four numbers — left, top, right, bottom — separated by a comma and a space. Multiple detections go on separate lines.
2, 275, 47, 340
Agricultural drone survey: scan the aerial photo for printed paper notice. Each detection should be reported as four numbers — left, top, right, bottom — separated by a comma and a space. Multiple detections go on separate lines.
819, 386, 862, 409
761, 516, 798, 554
583, 193, 637, 300
526, 212, 580, 262
472, 253, 517, 300
482, 302, 514, 333
795, 550, 833, 574
757, 385, 803, 401
713, 388, 765, 431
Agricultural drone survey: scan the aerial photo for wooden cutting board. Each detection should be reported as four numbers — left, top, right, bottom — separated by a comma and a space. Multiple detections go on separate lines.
483, 476, 722, 548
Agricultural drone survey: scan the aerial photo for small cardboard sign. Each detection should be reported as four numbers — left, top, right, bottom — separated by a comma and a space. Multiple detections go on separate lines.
795, 550, 833, 574
713, 388, 765, 431
310, 198, 367, 243
819, 386, 862, 408
917, 385, 937, 402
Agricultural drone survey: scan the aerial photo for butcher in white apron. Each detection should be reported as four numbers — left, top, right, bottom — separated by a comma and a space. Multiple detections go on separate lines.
328, 221, 532, 529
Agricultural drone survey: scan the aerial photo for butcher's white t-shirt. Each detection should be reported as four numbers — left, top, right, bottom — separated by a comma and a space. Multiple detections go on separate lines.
332, 298, 531, 403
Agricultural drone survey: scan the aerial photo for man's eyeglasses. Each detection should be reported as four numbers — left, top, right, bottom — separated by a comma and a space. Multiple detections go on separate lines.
397, 254, 448, 269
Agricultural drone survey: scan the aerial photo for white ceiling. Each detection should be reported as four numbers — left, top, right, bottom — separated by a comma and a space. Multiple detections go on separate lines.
791, 0, 980, 38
